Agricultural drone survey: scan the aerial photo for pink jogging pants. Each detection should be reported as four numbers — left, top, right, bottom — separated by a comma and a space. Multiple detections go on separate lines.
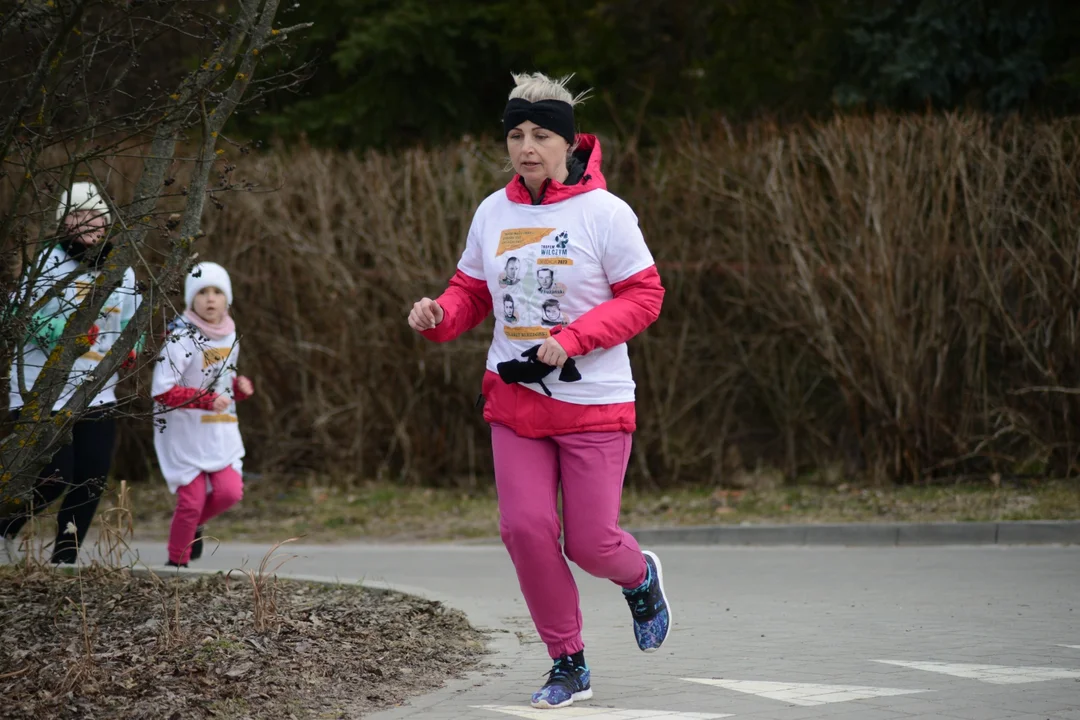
491, 423, 648, 659
167, 466, 243, 565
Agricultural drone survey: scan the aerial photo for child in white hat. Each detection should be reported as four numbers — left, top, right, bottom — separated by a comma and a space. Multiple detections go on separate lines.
151, 262, 254, 567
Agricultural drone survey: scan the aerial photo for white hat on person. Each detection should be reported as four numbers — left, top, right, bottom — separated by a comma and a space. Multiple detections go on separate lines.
185, 262, 233, 308
56, 182, 111, 224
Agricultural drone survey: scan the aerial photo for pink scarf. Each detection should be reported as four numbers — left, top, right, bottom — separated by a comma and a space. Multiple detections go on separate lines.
183, 308, 235, 340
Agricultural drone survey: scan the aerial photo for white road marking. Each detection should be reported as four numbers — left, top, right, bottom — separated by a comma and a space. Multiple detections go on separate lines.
873, 660, 1080, 684
681, 678, 927, 706
473, 706, 732, 719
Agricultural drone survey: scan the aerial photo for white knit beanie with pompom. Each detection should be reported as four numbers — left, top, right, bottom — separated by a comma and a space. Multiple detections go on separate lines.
184, 262, 233, 309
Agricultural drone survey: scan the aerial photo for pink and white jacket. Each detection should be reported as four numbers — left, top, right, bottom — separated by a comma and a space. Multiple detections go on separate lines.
422, 134, 664, 437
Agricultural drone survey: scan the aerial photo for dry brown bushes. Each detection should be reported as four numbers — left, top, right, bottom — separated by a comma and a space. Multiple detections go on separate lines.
51, 115, 1080, 486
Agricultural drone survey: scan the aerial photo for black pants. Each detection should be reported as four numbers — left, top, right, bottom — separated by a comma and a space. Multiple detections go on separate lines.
0, 406, 117, 563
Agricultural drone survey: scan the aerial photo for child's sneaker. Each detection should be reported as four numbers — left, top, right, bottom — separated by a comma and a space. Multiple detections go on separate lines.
530, 653, 592, 709
166, 560, 188, 568
190, 525, 205, 561
622, 550, 671, 652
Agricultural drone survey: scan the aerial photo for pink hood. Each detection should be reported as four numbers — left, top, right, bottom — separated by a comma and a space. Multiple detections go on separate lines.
504, 134, 608, 206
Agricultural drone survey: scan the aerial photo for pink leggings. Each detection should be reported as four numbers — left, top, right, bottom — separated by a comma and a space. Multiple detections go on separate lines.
492, 424, 647, 659
167, 466, 243, 564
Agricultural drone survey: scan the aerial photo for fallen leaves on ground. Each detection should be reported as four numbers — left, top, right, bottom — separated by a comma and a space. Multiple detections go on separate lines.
0, 565, 484, 719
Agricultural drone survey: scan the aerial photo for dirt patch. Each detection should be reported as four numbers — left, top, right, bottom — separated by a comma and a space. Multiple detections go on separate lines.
0, 565, 484, 719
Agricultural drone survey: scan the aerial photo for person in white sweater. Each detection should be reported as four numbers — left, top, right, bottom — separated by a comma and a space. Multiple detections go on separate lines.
408, 72, 669, 709
151, 262, 253, 567
2, 182, 142, 564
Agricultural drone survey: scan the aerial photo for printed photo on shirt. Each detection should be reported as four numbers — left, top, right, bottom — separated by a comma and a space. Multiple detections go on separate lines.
535, 267, 566, 297
540, 298, 568, 327
499, 256, 522, 287
501, 293, 519, 324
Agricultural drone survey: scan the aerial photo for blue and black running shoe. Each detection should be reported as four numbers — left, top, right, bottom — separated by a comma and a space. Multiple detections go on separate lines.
622, 550, 672, 652
530, 653, 592, 709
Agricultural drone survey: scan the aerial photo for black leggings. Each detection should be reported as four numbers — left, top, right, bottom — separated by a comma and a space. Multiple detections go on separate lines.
0, 406, 117, 563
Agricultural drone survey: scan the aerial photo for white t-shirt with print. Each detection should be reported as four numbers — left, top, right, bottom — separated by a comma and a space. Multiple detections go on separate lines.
8, 246, 140, 411
151, 319, 245, 493
459, 188, 655, 405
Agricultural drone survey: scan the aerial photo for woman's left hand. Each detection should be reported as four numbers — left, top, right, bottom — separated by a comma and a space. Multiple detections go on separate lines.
536, 336, 568, 368
236, 376, 254, 396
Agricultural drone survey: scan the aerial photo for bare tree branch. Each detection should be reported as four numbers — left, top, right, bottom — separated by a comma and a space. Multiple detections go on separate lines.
0, 0, 307, 501
0, 1, 90, 161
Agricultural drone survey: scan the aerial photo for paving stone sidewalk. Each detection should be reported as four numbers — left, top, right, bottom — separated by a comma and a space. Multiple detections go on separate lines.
129, 541, 1080, 720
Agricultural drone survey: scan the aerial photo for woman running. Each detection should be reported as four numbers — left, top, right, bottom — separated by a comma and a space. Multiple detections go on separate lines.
408, 72, 670, 709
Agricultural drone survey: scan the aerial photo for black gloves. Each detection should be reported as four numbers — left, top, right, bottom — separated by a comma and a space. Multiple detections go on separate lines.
496, 344, 581, 397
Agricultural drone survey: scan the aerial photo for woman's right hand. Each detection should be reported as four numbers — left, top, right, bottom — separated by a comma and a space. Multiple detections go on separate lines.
212, 394, 231, 413
408, 298, 444, 332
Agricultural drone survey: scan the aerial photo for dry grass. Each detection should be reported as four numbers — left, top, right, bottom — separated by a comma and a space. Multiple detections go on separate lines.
17, 113, 1080, 488
116, 475, 1080, 544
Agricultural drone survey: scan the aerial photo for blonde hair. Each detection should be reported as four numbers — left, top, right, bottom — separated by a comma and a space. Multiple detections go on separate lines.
508, 72, 590, 107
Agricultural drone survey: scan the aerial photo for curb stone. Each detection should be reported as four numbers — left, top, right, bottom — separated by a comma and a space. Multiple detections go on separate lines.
456, 520, 1080, 547
626, 520, 1080, 546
